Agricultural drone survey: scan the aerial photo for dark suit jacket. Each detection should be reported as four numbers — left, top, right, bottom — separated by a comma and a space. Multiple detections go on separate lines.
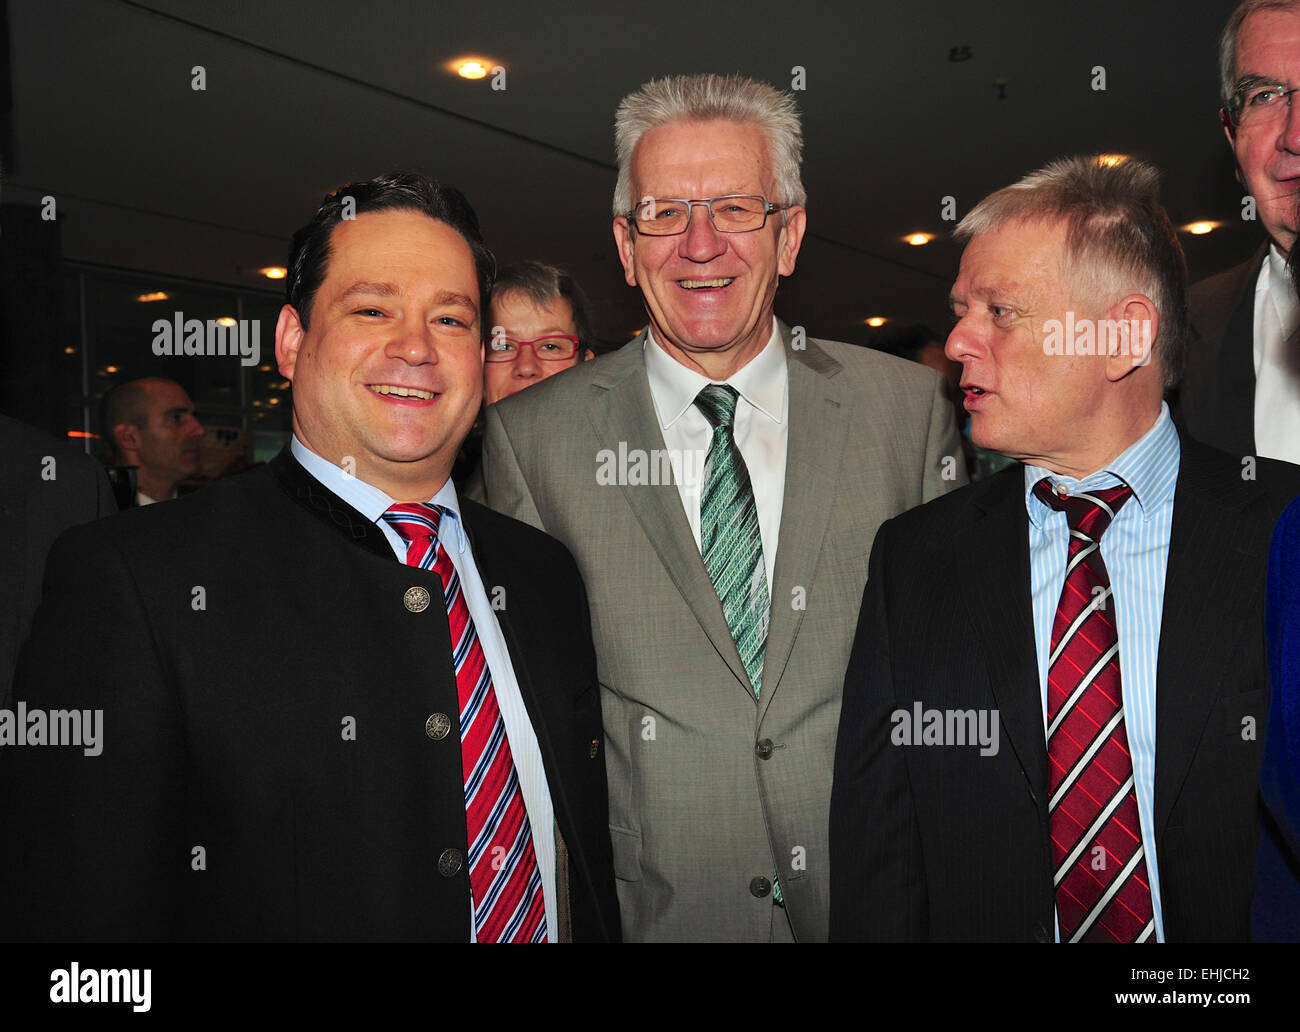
0, 414, 116, 704
830, 435, 1300, 942
1180, 245, 1268, 456
0, 448, 619, 942
1255, 495, 1300, 940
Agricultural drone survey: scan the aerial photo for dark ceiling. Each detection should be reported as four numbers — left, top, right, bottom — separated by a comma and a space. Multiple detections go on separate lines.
1, 0, 1260, 349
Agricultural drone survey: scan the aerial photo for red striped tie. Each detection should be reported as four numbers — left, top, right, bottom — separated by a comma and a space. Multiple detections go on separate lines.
1032, 479, 1155, 943
383, 503, 547, 943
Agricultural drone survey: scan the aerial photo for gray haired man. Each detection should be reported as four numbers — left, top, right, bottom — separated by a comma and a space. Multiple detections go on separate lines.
481, 73, 963, 942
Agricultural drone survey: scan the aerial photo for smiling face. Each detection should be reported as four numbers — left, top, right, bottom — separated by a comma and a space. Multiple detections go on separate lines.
275, 208, 484, 500
612, 118, 806, 379
1227, 7, 1300, 255
483, 289, 584, 405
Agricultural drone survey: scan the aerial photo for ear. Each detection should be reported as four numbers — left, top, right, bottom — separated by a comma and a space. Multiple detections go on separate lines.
776, 205, 808, 278
613, 216, 637, 287
275, 304, 306, 380
112, 421, 141, 458
582, 348, 595, 362
1103, 294, 1159, 383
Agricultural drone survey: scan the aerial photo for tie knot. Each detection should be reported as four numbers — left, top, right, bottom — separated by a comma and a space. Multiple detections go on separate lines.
382, 502, 446, 545
1032, 478, 1132, 538
695, 384, 739, 429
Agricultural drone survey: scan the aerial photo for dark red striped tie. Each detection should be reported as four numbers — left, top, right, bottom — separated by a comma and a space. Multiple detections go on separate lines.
384, 503, 547, 943
1032, 479, 1154, 943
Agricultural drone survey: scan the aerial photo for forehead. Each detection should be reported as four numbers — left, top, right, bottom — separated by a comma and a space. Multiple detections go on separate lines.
145, 381, 191, 411
631, 118, 772, 194
322, 209, 476, 287
491, 290, 575, 330
1236, 8, 1300, 77
956, 218, 1069, 293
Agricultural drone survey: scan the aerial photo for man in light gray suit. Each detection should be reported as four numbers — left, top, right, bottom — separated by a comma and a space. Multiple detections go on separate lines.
480, 73, 965, 941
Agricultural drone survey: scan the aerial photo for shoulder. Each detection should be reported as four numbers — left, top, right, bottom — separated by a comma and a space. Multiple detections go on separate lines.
1189, 248, 1265, 329
1180, 436, 1300, 509
808, 337, 941, 390
492, 341, 640, 423
879, 466, 1016, 550
460, 496, 580, 570
0, 414, 110, 493
50, 465, 277, 560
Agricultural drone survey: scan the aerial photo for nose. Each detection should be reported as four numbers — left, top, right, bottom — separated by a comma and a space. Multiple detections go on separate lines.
944, 315, 985, 364
1282, 89, 1300, 152
388, 315, 439, 365
185, 414, 206, 439
678, 201, 727, 262
514, 343, 542, 380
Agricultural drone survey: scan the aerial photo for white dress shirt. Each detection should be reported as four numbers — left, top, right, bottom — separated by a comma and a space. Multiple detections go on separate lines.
1252, 244, 1300, 463
643, 319, 789, 590
290, 436, 557, 941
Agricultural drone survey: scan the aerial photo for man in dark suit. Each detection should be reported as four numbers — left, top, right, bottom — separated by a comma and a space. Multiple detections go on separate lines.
831, 156, 1300, 942
1180, 0, 1300, 463
0, 172, 619, 942
0, 415, 116, 703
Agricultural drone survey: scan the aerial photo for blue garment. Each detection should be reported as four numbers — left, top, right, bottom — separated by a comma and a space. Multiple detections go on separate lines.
1024, 403, 1180, 942
1255, 494, 1300, 941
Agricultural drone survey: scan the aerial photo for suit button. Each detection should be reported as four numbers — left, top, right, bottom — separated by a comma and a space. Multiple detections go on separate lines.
404, 586, 431, 613
425, 713, 452, 740
749, 876, 771, 898
437, 848, 463, 877
755, 738, 775, 759
1032, 923, 1050, 943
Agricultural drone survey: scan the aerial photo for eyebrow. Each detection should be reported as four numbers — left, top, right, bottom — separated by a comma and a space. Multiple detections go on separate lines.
335, 282, 479, 316
1233, 73, 1284, 94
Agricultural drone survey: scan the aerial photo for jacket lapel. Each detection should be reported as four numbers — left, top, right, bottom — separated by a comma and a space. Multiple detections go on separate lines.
1153, 438, 1265, 836
955, 470, 1049, 812
585, 333, 752, 692
761, 325, 850, 713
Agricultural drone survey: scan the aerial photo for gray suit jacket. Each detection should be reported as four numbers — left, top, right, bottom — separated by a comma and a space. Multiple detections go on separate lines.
479, 322, 965, 941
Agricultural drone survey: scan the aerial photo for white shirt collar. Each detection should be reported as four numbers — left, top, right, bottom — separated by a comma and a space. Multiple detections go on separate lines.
643, 318, 787, 430
289, 436, 465, 554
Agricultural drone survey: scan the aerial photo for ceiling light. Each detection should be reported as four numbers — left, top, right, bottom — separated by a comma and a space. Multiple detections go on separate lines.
216, 317, 237, 327
456, 59, 490, 80
1097, 154, 1129, 167
865, 317, 887, 328
1182, 220, 1220, 235
904, 232, 934, 246
136, 291, 169, 303
259, 267, 287, 280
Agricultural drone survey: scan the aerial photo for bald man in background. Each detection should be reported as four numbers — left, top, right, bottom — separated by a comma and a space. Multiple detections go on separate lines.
102, 378, 205, 506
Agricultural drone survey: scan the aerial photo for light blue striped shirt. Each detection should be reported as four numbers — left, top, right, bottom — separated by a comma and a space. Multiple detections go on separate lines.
1024, 402, 1180, 943
289, 437, 557, 941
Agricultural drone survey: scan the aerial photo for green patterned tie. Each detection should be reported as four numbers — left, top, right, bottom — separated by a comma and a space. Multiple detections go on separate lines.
695, 385, 783, 909
695, 385, 769, 697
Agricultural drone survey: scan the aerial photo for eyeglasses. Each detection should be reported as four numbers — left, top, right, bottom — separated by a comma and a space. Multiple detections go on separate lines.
486, 334, 582, 362
626, 195, 790, 236
1225, 80, 1300, 129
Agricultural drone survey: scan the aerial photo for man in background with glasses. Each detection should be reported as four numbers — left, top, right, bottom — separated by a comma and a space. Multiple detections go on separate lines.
480, 73, 964, 942
1180, 0, 1300, 464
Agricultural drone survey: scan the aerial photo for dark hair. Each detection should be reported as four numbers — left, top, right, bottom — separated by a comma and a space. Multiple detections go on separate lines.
285, 171, 496, 334
489, 260, 592, 347
100, 378, 155, 463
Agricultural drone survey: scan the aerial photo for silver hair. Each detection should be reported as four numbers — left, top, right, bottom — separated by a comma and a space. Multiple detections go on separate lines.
955, 155, 1189, 390
612, 73, 805, 217
1219, 0, 1300, 109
